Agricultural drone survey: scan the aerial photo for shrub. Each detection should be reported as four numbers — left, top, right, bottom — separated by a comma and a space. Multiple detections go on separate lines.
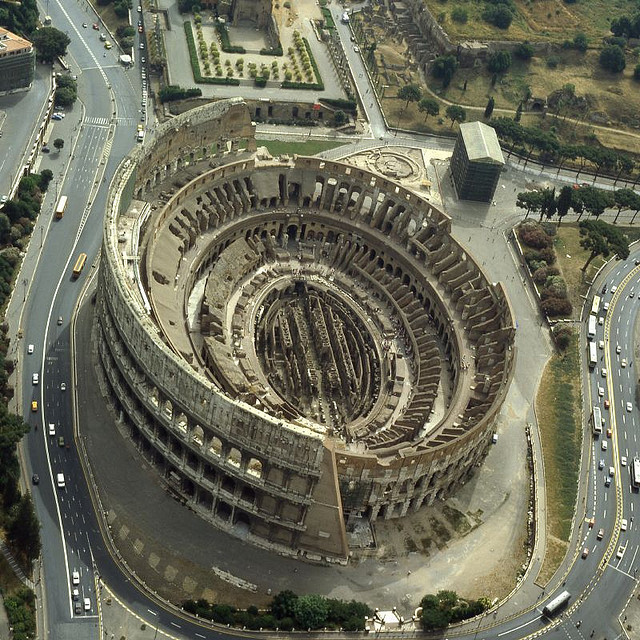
541, 297, 572, 317
546, 55, 560, 68
519, 226, 553, 249
553, 325, 572, 350
532, 265, 560, 284
599, 44, 626, 73
483, 4, 513, 28
451, 7, 468, 22
515, 41, 534, 60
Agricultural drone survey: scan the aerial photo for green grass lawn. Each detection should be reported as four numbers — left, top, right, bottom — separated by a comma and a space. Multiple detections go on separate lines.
256, 139, 346, 156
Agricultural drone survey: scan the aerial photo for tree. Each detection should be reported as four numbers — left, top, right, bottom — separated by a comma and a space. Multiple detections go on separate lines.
578, 185, 614, 218
556, 185, 573, 225
397, 84, 422, 112
482, 4, 513, 29
431, 55, 458, 88
514, 102, 522, 122
7, 494, 41, 565
330, 110, 346, 126
599, 44, 626, 73
53, 138, 64, 152
573, 32, 588, 52
293, 595, 329, 629
31, 27, 71, 64
418, 97, 440, 121
451, 7, 468, 23
271, 590, 298, 619
514, 41, 534, 60
516, 191, 544, 218
613, 188, 639, 224
445, 105, 466, 128
579, 219, 630, 272
484, 96, 495, 119
488, 50, 512, 74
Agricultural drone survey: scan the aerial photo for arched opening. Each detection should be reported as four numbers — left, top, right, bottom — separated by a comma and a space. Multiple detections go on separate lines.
227, 447, 242, 468
216, 501, 232, 521
209, 437, 222, 457
247, 458, 263, 479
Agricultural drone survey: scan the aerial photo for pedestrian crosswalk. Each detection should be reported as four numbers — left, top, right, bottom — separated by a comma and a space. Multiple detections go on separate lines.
85, 116, 110, 126
84, 116, 138, 127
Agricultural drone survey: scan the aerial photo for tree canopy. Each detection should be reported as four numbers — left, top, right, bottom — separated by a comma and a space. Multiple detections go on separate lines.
418, 97, 440, 120
446, 105, 466, 127
431, 55, 458, 88
599, 44, 626, 73
31, 27, 71, 63
487, 50, 512, 73
579, 219, 629, 272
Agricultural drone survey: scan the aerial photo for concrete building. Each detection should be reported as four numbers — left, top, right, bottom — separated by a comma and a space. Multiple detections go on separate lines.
0, 27, 35, 95
95, 98, 515, 562
450, 121, 505, 203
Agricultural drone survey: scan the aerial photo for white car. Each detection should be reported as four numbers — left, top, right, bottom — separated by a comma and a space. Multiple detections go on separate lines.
599, 459, 605, 470
598, 386, 605, 397
627, 402, 633, 412
48, 423, 55, 436
621, 519, 628, 531
27, 344, 34, 354
72, 570, 80, 585
60, 382, 66, 391
621, 359, 627, 368
621, 456, 628, 466
617, 345, 622, 354
83, 597, 91, 612
602, 440, 608, 451
598, 340, 605, 350
617, 545, 625, 559
72, 588, 79, 600
601, 368, 608, 378
57, 473, 65, 488
32, 373, 39, 385
611, 285, 618, 293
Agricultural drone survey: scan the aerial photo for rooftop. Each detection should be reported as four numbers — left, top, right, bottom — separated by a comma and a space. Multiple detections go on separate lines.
459, 121, 505, 165
0, 27, 33, 55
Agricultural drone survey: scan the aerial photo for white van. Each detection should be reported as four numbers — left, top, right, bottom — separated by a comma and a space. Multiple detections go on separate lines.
56, 473, 65, 488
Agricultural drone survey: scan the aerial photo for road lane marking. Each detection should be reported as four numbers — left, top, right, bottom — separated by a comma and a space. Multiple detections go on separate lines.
147, 608, 157, 616
497, 615, 540, 636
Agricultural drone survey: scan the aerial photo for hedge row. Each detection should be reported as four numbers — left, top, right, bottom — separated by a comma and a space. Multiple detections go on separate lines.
260, 43, 283, 56
184, 22, 241, 85
216, 22, 246, 53
321, 97, 357, 113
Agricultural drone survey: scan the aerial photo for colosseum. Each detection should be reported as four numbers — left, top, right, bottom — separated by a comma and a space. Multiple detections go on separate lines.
95, 98, 516, 562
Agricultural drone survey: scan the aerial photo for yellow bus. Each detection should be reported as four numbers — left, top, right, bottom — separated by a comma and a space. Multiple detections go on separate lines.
55, 195, 68, 219
72, 252, 87, 279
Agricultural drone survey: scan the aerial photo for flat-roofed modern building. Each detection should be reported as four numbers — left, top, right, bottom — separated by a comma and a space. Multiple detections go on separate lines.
450, 121, 505, 203
0, 27, 35, 95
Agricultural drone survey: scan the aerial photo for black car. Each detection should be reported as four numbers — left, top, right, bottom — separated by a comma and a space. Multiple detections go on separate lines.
32, 474, 39, 485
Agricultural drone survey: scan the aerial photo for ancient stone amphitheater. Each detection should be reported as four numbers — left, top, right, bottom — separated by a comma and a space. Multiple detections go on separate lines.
95, 98, 515, 561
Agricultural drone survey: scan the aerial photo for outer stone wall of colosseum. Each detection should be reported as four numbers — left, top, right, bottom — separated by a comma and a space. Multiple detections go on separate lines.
95, 97, 515, 561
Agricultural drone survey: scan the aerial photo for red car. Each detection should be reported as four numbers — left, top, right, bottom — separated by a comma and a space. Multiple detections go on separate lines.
604, 399, 610, 409
92, 23, 99, 30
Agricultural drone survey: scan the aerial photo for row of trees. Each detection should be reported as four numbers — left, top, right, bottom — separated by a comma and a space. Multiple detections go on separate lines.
97, 0, 132, 19
55, 75, 78, 108
397, 84, 466, 127
183, 591, 371, 631
491, 117, 638, 183
420, 591, 490, 630
517, 185, 640, 225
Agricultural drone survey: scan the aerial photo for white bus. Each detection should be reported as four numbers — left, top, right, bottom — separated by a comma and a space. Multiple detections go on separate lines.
592, 405, 602, 435
587, 315, 597, 339
588, 342, 597, 369
542, 591, 571, 617
591, 295, 601, 316
632, 458, 640, 491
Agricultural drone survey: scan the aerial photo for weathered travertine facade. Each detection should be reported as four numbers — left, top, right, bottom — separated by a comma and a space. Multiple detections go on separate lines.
95, 98, 515, 561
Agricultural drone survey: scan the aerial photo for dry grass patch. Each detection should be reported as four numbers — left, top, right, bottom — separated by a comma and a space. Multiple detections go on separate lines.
553, 224, 605, 318
537, 535, 569, 586
536, 331, 582, 541
425, 0, 638, 43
